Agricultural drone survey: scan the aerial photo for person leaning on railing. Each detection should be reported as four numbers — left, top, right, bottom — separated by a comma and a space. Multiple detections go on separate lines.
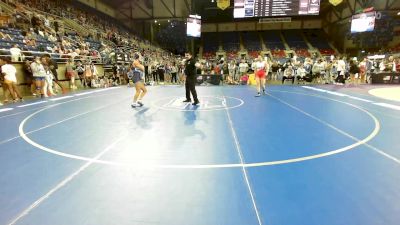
10, 44, 22, 62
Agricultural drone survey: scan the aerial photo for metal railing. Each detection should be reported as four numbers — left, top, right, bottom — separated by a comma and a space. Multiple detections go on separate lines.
0, 49, 104, 63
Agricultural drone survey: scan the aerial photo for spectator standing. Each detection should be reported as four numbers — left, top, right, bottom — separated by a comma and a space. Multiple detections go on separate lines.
239, 59, 249, 77
170, 62, 178, 84
349, 60, 360, 85
0, 58, 23, 102
41, 56, 56, 97
23, 59, 36, 96
336, 56, 346, 85
30, 56, 47, 97
65, 58, 77, 89
10, 44, 22, 62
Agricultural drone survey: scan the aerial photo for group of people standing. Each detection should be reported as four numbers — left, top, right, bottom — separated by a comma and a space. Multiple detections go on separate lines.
65, 59, 99, 89
1, 54, 62, 103
199, 54, 399, 88
129, 51, 200, 108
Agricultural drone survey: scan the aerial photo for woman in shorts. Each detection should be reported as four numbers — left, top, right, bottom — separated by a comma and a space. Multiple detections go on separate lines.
130, 53, 147, 108
254, 56, 267, 97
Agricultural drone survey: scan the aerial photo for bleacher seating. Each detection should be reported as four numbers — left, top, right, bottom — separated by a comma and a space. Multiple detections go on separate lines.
248, 51, 259, 59
283, 30, 308, 49
242, 31, 262, 51
203, 52, 215, 60
0, 27, 53, 52
390, 44, 400, 53
271, 50, 286, 58
305, 30, 335, 56
226, 51, 238, 60
261, 31, 285, 50
201, 29, 341, 60
220, 32, 240, 52
295, 49, 311, 58
202, 32, 219, 53
319, 49, 336, 56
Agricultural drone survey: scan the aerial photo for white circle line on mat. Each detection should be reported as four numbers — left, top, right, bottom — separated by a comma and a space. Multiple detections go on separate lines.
18, 91, 380, 169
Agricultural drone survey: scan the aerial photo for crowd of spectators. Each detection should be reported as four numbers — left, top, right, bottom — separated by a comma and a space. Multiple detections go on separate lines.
194, 54, 399, 86
1, 0, 399, 105
0, 0, 182, 104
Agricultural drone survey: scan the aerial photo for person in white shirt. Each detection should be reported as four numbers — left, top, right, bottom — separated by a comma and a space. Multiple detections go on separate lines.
251, 60, 257, 72
40, 57, 56, 97
296, 64, 307, 84
282, 65, 295, 84
48, 34, 57, 42
228, 61, 236, 81
30, 56, 47, 97
388, 56, 397, 72
170, 62, 178, 84
335, 57, 346, 85
9, 44, 22, 62
379, 59, 386, 72
239, 60, 248, 77
0, 58, 23, 102
254, 56, 267, 97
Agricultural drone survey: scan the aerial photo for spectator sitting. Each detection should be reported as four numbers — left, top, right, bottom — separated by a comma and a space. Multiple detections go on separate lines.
296, 64, 308, 84
70, 49, 79, 59
282, 66, 295, 84
24, 35, 37, 47
48, 33, 57, 42
10, 44, 22, 62
240, 74, 249, 85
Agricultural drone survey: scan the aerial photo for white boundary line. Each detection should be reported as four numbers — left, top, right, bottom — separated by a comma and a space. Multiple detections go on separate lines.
302, 86, 400, 113
301, 86, 373, 102
300, 87, 400, 119
49, 96, 74, 101
0, 94, 126, 146
0, 87, 123, 118
74, 91, 94, 96
223, 95, 262, 225
0, 108, 13, 113
18, 91, 382, 168
17, 101, 48, 108
269, 90, 400, 166
7, 133, 128, 225
373, 103, 400, 111
0, 104, 66, 120
347, 96, 373, 103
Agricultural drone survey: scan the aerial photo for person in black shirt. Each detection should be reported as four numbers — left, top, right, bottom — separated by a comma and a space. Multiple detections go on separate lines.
183, 52, 200, 106
157, 64, 165, 83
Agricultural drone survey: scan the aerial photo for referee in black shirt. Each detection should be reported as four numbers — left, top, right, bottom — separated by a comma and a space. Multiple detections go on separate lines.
183, 52, 200, 105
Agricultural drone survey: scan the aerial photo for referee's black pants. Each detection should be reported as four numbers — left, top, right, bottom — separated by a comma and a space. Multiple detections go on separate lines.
185, 78, 198, 102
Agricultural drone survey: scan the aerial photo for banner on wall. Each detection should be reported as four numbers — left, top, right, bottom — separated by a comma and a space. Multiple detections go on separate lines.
329, 0, 343, 6
217, 0, 230, 10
